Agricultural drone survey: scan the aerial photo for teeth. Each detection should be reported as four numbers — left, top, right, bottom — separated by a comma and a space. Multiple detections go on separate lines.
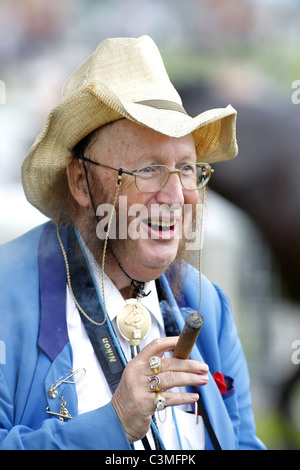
149, 219, 175, 230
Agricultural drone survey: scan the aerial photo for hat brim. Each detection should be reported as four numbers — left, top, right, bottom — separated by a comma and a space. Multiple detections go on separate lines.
89, 82, 238, 163
22, 86, 237, 217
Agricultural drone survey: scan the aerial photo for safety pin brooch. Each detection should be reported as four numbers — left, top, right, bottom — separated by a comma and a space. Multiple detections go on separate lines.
48, 368, 86, 399
46, 395, 72, 422
46, 368, 86, 422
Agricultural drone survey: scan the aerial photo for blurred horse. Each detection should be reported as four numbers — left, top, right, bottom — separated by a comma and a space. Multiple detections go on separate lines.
181, 85, 300, 302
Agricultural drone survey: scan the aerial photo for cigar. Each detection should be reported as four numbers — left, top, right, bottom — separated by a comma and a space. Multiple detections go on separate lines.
172, 312, 203, 359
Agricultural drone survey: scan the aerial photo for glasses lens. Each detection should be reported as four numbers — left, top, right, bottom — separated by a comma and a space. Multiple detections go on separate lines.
135, 165, 166, 192
134, 163, 212, 192
180, 163, 211, 190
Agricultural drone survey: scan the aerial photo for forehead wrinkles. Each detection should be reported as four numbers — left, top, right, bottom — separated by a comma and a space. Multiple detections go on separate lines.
88, 120, 196, 172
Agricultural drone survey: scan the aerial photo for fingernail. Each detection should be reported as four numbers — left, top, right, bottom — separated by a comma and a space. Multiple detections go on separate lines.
200, 374, 209, 384
198, 363, 209, 373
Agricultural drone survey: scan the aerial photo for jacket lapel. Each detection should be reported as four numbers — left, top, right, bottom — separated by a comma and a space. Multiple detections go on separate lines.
38, 222, 69, 361
44, 342, 79, 421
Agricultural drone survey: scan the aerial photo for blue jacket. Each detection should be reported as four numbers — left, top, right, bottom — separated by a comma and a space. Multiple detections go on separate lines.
0, 222, 265, 450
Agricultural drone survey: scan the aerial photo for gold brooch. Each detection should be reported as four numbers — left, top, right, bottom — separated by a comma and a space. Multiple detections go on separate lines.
116, 299, 151, 346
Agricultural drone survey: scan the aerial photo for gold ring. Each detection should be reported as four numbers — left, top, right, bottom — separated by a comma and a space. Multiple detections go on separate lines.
154, 392, 167, 411
148, 356, 162, 374
147, 375, 162, 391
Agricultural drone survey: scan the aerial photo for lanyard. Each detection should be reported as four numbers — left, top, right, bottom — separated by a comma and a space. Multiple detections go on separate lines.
68, 227, 126, 393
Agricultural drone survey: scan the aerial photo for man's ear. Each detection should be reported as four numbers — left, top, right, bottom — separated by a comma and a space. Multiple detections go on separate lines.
66, 158, 90, 208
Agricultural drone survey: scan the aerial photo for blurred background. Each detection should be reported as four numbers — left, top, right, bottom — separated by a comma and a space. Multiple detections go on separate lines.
0, 0, 299, 449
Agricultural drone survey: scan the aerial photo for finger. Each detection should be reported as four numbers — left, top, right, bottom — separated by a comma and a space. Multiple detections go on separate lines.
154, 369, 209, 391
138, 337, 180, 360
137, 338, 209, 378
153, 390, 199, 412
160, 357, 209, 375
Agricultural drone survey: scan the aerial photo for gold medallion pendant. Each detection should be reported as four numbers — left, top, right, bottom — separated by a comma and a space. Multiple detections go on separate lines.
116, 299, 151, 346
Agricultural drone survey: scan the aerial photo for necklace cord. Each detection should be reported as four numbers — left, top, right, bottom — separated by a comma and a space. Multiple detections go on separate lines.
56, 170, 123, 326
101, 170, 123, 319
83, 155, 149, 297
57, 224, 106, 326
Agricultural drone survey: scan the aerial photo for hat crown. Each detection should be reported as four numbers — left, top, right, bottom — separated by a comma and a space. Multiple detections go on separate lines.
62, 35, 182, 105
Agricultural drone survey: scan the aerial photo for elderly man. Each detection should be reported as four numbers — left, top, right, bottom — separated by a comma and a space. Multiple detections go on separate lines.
0, 36, 265, 450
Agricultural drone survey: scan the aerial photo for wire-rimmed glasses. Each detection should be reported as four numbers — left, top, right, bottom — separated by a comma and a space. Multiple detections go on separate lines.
81, 157, 214, 192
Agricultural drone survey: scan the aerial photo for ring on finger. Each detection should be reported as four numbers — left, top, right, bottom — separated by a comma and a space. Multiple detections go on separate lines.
147, 374, 162, 391
148, 356, 162, 374
153, 392, 167, 411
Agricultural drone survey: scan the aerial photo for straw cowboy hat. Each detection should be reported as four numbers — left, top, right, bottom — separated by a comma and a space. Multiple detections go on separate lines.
22, 35, 238, 217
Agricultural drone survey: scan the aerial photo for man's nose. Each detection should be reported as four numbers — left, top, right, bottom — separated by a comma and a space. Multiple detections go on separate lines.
155, 171, 184, 205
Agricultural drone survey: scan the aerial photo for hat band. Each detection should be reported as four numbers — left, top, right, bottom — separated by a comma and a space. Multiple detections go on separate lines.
136, 99, 187, 115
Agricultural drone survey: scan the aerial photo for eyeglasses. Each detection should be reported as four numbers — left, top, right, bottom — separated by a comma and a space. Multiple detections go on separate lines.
81, 157, 214, 193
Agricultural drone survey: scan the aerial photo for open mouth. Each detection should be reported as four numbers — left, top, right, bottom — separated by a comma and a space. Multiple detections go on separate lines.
147, 219, 176, 232
139, 218, 179, 240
